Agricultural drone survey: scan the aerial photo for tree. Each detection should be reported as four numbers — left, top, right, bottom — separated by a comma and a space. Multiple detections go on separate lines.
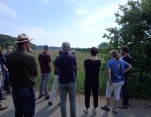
102, 0, 151, 98
103, 0, 151, 79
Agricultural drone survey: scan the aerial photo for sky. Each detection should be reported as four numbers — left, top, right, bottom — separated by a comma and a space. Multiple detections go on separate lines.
0, 0, 129, 48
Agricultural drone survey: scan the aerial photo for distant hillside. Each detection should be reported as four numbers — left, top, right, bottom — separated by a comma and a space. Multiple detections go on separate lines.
0, 34, 90, 51
0, 34, 36, 49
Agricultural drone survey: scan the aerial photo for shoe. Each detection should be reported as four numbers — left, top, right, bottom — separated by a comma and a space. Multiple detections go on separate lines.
0, 96, 6, 100
6, 91, 11, 94
38, 94, 44, 99
100, 105, 110, 111
58, 103, 60, 106
45, 95, 50, 100
83, 108, 89, 114
118, 104, 129, 109
93, 108, 97, 114
0, 104, 8, 111
48, 101, 52, 106
113, 109, 118, 114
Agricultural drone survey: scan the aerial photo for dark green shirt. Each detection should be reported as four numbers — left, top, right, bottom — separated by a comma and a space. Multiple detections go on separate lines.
7, 47, 38, 88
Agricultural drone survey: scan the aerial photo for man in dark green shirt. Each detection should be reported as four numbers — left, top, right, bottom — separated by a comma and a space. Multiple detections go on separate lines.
119, 46, 132, 108
7, 34, 38, 117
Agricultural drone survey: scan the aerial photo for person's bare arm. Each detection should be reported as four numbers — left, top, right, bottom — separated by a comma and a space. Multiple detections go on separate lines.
124, 64, 132, 73
3, 64, 8, 71
49, 63, 52, 71
107, 68, 112, 85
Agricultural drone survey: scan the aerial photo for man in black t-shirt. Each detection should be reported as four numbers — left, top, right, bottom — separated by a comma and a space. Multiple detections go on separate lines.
119, 46, 132, 108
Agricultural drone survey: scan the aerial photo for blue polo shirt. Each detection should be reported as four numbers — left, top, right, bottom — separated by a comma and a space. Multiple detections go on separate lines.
55, 52, 77, 84
106, 59, 129, 83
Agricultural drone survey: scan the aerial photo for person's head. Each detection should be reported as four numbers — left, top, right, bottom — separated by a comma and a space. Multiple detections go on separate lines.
6, 48, 12, 55
90, 47, 98, 56
16, 33, 32, 50
62, 42, 70, 52
120, 46, 129, 55
71, 50, 76, 55
59, 50, 63, 55
110, 49, 120, 60
44, 45, 49, 52
7, 46, 14, 51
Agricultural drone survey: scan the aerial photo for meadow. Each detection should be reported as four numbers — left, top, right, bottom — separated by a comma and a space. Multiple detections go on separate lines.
33, 50, 107, 95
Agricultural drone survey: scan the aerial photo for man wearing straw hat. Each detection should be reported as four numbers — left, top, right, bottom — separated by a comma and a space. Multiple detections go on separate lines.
7, 33, 38, 117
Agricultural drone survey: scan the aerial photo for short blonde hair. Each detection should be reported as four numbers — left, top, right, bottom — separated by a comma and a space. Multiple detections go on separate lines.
110, 50, 120, 60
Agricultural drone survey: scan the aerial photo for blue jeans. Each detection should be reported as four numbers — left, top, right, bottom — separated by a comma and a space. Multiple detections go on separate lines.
0, 75, 4, 98
39, 73, 50, 96
60, 82, 76, 117
12, 87, 35, 117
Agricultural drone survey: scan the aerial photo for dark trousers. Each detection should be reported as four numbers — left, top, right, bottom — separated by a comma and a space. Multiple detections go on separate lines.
84, 81, 99, 108
12, 87, 35, 117
3, 71, 10, 91
121, 77, 129, 105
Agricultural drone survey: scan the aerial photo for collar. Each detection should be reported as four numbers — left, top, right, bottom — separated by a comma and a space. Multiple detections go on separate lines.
62, 51, 69, 54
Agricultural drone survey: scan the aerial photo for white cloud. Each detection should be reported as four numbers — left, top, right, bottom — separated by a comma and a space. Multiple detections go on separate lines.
12, 26, 73, 46
75, 8, 88, 15
0, 1, 17, 19
77, 4, 119, 27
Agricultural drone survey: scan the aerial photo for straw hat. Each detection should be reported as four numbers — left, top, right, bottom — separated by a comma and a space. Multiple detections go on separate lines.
14, 33, 33, 43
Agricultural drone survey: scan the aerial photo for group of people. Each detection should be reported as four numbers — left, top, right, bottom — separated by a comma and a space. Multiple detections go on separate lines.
0, 45, 14, 110
0, 33, 132, 117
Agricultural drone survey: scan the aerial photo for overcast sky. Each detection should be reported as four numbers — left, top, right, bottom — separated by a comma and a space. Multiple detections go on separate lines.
0, 0, 129, 48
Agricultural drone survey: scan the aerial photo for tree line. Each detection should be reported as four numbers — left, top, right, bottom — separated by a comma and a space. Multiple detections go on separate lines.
99, 0, 151, 98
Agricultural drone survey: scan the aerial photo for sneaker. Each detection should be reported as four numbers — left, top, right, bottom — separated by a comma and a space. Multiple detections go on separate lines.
45, 95, 50, 100
100, 105, 110, 111
38, 95, 44, 99
93, 108, 97, 114
6, 90, 11, 94
0, 104, 8, 111
48, 101, 52, 106
113, 109, 118, 114
0, 96, 6, 100
83, 108, 89, 114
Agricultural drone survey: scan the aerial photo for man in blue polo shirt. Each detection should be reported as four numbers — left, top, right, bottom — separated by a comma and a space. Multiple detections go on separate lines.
55, 42, 76, 117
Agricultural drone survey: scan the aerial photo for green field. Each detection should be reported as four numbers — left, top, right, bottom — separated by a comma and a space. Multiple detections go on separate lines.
33, 50, 107, 95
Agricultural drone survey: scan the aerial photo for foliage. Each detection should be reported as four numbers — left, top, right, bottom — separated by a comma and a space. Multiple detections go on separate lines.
0, 34, 37, 50
102, 0, 151, 98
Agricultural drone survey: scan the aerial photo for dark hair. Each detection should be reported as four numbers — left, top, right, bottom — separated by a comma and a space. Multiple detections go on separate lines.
44, 45, 48, 50
121, 46, 128, 53
90, 47, 98, 56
